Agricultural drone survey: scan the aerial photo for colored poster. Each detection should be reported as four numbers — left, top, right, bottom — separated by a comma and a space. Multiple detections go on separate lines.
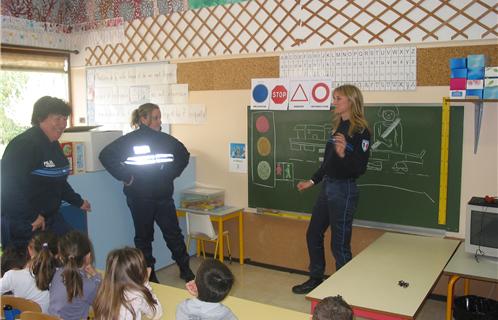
251, 79, 270, 110
189, 0, 246, 9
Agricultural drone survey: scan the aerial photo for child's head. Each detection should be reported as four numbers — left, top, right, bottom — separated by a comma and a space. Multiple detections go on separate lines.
0, 245, 28, 276
30, 231, 58, 291
58, 231, 94, 302
195, 259, 234, 303
312, 295, 353, 320
94, 247, 157, 319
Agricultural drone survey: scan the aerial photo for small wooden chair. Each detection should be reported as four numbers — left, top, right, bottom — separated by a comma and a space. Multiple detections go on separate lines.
20, 311, 61, 320
1, 295, 42, 317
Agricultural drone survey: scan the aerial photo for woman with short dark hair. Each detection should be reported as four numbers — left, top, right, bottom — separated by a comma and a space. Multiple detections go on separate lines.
1, 96, 91, 248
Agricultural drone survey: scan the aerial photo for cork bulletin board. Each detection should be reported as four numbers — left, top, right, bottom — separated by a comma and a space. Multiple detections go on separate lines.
177, 44, 498, 91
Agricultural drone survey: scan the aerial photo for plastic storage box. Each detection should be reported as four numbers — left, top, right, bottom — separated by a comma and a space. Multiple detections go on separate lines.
180, 187, 225, 211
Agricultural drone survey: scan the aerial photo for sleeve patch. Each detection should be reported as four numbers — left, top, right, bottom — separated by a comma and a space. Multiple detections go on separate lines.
362, 139, 370, 152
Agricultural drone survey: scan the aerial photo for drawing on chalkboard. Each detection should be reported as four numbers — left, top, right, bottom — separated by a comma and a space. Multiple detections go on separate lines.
369, 106, 427, 177
251, 112, 276, 188
276, 162, 294, 181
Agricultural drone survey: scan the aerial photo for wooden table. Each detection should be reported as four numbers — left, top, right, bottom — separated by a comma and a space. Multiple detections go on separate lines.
306, 232, 459, 319
443, 242, 498, 320
177, 206, 244, 264
150, 282, 310, 320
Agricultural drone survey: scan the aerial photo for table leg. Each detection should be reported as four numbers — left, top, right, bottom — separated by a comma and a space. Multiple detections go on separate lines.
218, 219, 224, 263
446, 275, 461, 320
239, 210, 244, 265
464, 278, 469, 295
196, 239, 201, 257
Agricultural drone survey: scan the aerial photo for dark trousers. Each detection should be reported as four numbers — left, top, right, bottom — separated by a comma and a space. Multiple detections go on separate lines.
306, 177, 359, 279
126, 196, 189, 270
1, 212, 73, 248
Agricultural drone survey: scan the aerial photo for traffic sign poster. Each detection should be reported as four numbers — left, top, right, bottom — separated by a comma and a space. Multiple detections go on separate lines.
289, 79, 332, 110
251, 79, 270, 110
269, 79, 289, 110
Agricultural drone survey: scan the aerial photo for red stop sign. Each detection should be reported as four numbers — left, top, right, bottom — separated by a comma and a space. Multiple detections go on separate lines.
271, 85, 287, 104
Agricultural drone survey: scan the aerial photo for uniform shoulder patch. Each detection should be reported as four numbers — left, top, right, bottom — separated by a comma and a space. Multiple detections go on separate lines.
361, 139, 370, 152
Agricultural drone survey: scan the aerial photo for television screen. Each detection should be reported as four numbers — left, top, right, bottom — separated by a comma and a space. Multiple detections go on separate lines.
470, 210, 498, 249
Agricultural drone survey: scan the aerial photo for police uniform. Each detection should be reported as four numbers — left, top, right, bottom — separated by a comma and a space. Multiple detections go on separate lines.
307, 119, 370, 279
1, 126, 84, 247
99, 124, 191, 277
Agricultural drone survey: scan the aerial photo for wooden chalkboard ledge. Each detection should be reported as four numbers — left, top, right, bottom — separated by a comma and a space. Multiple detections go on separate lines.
255, 208, 311, 221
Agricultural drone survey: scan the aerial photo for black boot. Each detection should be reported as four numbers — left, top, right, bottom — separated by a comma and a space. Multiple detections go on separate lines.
292, 277, 323, 294
179, 266, 195, 282
149, 268, 159, 283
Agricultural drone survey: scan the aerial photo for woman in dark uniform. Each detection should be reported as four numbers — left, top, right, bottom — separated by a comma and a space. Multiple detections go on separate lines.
292, 85, 371, 294
99, 103, 194, 283
1, 96, 91, 248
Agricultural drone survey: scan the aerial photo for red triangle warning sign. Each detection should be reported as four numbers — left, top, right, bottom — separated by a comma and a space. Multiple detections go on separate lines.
290, 84, 308, 102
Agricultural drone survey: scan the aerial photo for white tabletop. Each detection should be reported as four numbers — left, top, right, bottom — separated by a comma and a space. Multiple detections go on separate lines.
178, 206, 244, 217
150, 282, 309, 320
444, 242, 498, 281
306, 232, 459, 318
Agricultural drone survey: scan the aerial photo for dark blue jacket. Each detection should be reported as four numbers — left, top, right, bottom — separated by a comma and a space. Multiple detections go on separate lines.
1, 126, 83, 222
99, 125, 190, 199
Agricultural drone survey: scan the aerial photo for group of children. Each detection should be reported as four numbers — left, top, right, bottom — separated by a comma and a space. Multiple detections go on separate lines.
0, 230, 238, 320
1, 230, 353, 320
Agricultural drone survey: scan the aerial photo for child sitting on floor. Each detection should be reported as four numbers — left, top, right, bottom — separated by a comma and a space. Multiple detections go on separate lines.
176, 259, 237, 320
312, 295, 353, 320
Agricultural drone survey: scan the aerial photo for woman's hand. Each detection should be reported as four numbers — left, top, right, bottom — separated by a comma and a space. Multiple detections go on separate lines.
80, 200, 92, 212
333, 133, 346, 158
31, 214, 45, 231
297, 180, 314, 192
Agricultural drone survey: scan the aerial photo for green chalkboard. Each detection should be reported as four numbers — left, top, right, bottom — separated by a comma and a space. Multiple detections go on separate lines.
248, 105, 463, 231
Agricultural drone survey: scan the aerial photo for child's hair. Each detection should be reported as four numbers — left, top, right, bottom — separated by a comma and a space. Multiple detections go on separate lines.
195, 259, 234, 303
58, 231, 93, 302
0, 245, 28, 276
30, 231, 58, 290
312, 295, 353, 320
93, 247, 157, 319
130, 103, 159, 129
332, 84, 369, 137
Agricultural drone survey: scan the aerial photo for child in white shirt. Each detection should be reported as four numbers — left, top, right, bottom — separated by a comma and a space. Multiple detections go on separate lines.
0, 231, 58, 313
93, 247, 162, 320
176, 259, 237, 320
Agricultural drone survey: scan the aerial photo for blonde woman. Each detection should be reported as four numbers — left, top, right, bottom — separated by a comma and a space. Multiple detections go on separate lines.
293, 85, 371, 294
99, 103, 193, 283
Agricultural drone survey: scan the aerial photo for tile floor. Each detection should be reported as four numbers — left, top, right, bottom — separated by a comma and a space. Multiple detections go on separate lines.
156, 257, 445, 319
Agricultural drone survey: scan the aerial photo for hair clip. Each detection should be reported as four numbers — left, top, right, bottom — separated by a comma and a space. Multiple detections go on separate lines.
42, 242, 49, 248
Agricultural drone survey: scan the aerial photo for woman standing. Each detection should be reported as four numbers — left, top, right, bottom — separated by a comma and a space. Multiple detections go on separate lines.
99, 103, 194, 283
292, 85, 371, 294
1, 96, 91, 248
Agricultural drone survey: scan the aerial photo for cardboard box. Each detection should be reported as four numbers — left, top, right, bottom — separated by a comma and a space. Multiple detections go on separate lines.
450, 68, 467, 78
61, 129, 122, 172
449, 90, 466, 98
450, 78, 466, 90
484, 87, 498, 99
466, 89, 483, 99
485, 66, 498, 78
467, 68, 485, 80
449, 57, 466, 69
467, 54, 487, 68
484, 78, 498, 88
466, 79, 484, 90
60, 142, 85, 175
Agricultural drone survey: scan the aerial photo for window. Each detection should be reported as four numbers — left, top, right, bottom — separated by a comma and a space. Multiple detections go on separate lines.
0, 46, 71, 157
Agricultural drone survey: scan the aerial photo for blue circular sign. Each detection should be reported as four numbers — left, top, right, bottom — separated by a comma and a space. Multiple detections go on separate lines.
252, 84, 269, 103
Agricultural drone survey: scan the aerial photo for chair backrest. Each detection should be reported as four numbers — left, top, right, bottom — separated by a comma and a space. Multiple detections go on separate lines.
20, 311, 61, 320
1, 295, 42, 316
186, 212, 217, 240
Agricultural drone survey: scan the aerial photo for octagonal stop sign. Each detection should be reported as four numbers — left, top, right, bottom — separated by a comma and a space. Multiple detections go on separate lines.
271, 85, 287, 104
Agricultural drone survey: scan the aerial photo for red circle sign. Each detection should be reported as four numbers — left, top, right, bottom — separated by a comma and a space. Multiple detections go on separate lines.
312, 83, 330, 103
271, 85, 288, 104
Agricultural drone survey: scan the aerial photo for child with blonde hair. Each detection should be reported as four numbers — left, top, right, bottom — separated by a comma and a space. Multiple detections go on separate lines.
48, 231, 101, 320
0, 231, 58, 312
93, 247, 163, 320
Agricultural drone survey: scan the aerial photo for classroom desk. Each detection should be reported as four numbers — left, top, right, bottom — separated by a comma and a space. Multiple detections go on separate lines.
150, 282, 309, 320
306, 232, 459, 320
443, 242, 498, 320
177, 206, 244, 264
